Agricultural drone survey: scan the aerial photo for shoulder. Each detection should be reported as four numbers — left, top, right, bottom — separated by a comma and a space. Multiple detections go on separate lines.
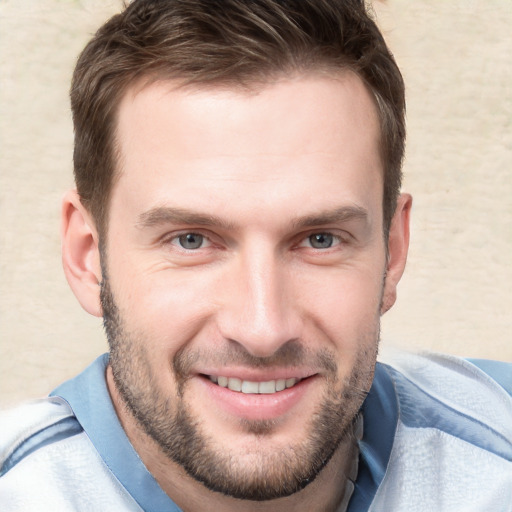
1, 397, 81, 475
379, 349, 512, 429
371, 349, 512, 511
0, 397, 141, 511
466, 357, 512, 397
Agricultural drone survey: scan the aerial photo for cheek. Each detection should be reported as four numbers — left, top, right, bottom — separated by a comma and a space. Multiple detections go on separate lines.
111, 266, 220, 346
301, 260, 384, 309
298, 267, 383, 346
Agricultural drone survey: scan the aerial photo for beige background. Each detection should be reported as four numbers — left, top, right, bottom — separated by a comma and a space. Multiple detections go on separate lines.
1, 1, 511, 407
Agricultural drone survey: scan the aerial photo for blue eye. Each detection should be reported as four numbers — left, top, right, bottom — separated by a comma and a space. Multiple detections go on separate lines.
308, 233, 334, 249
178, 233, 204, 250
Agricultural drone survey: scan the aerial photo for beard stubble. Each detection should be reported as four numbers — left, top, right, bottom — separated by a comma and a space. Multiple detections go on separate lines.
101, 273, 378, 501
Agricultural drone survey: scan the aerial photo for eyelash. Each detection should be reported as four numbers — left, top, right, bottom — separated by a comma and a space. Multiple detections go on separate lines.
162, 230, 348, 253
299, 232, 345, 250
164, 231, 212, 251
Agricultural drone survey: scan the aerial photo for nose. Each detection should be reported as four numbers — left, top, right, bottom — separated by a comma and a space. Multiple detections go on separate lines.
216, 244, 302, 358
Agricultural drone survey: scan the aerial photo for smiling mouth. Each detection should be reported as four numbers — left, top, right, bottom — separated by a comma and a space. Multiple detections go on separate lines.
205, 375, 304, 394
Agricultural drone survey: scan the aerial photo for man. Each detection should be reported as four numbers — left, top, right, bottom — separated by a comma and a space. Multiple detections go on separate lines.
1, 1, 511, 511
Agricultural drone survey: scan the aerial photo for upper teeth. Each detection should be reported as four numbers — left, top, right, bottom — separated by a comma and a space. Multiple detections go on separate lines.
209, 375, 299, 394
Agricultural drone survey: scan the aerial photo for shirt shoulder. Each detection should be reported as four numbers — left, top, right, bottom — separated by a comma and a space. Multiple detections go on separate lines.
370, 349, 512, 511
467, 358, 512, 397
0, 396, 80, 475
0, 397, 142, 512
379, 349, 512, 437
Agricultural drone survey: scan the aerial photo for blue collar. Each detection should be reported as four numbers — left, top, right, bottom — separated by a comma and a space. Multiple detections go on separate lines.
51, 354, 180, 511
52, 355, 398, 512
348, 363, 398, 511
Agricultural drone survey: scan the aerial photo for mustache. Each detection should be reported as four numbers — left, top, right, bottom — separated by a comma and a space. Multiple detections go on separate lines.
173, 341, 338, 379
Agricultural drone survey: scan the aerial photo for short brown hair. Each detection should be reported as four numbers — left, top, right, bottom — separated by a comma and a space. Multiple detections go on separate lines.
71, 0, 405, 237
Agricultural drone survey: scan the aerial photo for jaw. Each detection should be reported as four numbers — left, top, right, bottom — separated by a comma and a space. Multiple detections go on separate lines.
106, 337, 377, 508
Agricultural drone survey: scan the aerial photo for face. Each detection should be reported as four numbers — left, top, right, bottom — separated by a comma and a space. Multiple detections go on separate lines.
103, 73, 388, 500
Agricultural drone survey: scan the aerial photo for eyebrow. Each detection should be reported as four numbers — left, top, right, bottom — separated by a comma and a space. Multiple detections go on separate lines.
137, 207, 237, 230
291, 205, 369, 229
136, 205, 369, 231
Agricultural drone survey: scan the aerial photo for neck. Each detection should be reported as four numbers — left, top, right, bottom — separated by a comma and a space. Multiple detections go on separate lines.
106, 366, 358, 512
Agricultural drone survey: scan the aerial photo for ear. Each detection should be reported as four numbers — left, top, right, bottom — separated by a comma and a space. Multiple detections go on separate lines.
381, 193, 412, 315
61, 189, 103, 317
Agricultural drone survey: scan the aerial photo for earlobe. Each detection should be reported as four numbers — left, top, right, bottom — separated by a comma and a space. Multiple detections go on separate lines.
61, 190, 103, 317
381, 193, 412, 315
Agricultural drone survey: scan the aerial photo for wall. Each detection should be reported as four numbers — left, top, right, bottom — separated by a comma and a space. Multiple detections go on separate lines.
1, 0, 511, 406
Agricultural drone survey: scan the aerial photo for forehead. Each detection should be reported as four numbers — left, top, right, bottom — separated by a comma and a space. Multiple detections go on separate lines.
117, 72, 380, 158
111, 72, 383, 228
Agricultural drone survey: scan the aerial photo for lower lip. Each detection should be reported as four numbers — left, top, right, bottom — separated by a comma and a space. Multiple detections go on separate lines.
197, 376, 315, 421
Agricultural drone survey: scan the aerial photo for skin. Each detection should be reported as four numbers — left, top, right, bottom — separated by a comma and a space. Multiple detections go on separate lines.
61, 72, 411, 512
